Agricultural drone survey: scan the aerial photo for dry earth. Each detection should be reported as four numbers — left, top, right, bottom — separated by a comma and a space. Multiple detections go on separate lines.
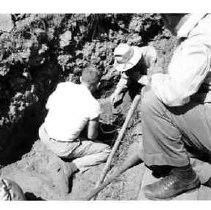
0, 95, 145, 200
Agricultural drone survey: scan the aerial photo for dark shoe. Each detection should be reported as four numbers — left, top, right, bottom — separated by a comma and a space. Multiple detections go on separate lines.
143, 167, 200, 200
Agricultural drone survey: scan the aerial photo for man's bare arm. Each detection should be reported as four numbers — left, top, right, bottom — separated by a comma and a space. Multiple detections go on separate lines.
87, 117, 99, 140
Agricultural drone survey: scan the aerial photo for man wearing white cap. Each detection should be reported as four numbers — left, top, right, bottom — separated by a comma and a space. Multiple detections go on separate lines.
111, 43, 157, 106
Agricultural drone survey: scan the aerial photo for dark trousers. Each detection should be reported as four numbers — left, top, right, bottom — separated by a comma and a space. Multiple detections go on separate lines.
141, 89, 211, 167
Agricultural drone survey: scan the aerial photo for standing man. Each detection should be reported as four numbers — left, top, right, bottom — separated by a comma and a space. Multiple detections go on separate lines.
140, 14, 211, 199
39, 65, 111, 195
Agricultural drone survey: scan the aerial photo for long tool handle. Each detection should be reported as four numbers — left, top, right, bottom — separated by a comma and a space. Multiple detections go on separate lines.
93, 94, 142, 199
83, 153, 142, 200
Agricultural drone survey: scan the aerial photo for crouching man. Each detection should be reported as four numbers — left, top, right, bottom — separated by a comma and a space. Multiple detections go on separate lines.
39, 65, 111, 194
140, 14, 211, 200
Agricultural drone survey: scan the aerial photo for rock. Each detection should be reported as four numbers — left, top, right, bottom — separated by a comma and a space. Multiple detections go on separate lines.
59, 31, 72, 48
0, 140, 72, 200
0, 14, 13, 32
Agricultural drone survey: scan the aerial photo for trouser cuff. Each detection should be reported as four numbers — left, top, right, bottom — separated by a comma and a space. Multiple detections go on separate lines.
144, 152, 189, 167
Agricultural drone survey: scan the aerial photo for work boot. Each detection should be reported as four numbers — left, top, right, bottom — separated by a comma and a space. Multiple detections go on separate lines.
143, 165, 200, 200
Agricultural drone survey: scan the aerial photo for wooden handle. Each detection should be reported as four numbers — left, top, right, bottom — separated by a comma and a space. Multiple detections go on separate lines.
92, 94, 142, 199
82, 153, 142, 200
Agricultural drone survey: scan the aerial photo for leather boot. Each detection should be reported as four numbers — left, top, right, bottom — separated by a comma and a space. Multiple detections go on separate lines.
143, 165, 200, 200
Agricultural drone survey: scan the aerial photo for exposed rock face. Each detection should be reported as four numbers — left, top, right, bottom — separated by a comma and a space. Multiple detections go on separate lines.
0, 14, 165, 165
0, 14, 14, 32
1, 140, 73, 200
1, 139, 145, 200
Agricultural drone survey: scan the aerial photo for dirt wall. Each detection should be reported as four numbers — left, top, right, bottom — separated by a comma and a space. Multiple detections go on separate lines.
0, 13, 166, 165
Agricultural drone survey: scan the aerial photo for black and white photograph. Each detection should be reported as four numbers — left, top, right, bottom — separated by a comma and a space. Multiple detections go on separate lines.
0, 1, 211, 205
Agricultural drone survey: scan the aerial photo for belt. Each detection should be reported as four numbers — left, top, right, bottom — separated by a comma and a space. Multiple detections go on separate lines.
49, 137, 71, 143
43, 127, 77, 143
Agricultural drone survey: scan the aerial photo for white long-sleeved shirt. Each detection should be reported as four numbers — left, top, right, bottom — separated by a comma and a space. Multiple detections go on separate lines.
151, 13, 211, 106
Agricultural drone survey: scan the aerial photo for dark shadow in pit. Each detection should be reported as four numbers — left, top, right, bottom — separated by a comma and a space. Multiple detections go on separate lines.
0, 102, 45, 165
98, 123, 119, 147
25, 192, 45, 201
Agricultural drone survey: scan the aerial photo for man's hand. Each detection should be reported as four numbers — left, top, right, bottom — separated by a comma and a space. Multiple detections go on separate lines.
110, 92, 124, 107
137, 75, 151, 86
87, 117, 99, 140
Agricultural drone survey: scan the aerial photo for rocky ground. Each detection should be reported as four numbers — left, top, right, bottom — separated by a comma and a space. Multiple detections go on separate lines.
0, 14, 176, 200
1, 93, 146, 200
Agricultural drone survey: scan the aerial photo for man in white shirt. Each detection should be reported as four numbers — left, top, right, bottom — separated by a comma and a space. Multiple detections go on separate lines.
110, 43, 157, 107
39, 65, 111, 195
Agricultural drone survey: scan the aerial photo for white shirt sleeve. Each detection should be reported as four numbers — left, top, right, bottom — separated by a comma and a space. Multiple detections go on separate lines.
115, 73, 129, 92
89, 101, 101, 120
151, 40, 210, 107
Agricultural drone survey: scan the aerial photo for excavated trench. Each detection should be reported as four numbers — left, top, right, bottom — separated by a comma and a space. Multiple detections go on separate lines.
0, 14, 176, 200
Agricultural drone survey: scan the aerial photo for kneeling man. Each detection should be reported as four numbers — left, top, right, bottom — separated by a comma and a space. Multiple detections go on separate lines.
39, 65, 111, 194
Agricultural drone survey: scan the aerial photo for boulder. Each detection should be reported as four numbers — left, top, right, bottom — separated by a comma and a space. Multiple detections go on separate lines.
0, 14, 13, 32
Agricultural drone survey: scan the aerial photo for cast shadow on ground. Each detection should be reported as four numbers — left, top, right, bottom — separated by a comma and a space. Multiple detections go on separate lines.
24, 192, 45, 201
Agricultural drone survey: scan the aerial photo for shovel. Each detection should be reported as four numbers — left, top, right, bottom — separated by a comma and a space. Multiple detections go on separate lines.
81, 153, 143, 200
90, 93, 142, 199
